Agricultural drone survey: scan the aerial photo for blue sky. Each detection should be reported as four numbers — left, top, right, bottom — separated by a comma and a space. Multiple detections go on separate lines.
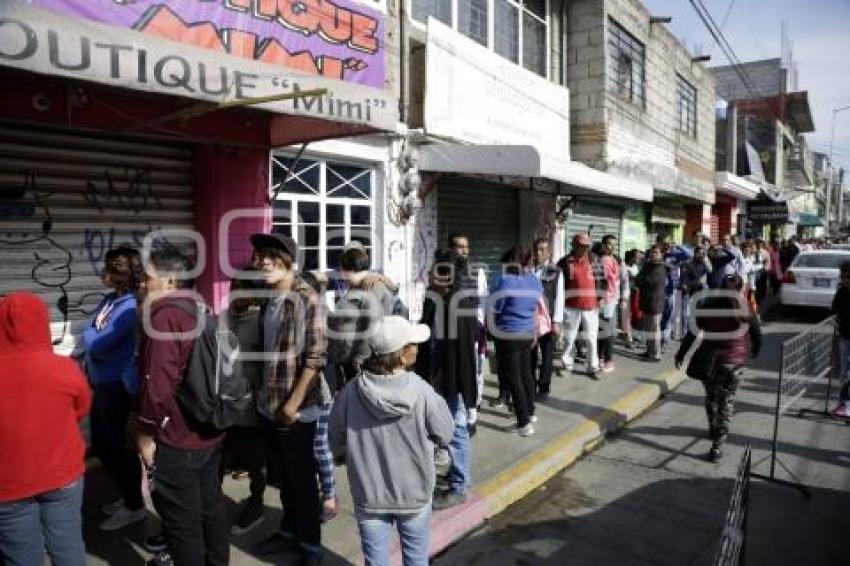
642, 0, 850, 173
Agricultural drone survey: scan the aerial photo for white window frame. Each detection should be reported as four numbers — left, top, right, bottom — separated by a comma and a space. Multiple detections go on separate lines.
270, 154, 377, 273
409, 0, 550, 79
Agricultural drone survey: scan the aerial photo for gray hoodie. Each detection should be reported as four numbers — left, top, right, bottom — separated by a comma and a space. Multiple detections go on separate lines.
329, 369, 454, 515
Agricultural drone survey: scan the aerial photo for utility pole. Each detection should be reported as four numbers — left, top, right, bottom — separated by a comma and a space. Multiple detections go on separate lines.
826, 105, 850, 236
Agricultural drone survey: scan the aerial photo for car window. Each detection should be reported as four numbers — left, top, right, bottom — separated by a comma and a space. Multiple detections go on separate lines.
793, 254, 850, 269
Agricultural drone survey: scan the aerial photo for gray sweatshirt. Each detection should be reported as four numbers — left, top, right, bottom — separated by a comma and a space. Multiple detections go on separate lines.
329, 369, 455, 515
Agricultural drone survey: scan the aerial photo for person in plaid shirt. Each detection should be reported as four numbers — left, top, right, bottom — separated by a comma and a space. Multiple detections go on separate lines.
250, 233, 330, 565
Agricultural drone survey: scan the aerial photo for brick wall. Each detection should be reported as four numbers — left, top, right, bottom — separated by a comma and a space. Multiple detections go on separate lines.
566, 0, 716, 202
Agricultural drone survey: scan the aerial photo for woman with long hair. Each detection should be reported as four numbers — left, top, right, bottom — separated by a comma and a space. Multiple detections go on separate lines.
489, 245, 543, 437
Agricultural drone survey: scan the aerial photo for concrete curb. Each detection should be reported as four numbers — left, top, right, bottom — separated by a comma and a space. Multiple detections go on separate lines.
393, 369, 686, 563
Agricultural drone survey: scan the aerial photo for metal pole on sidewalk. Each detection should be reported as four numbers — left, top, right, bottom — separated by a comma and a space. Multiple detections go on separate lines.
825, 323, 836, 414
769, 344, 784, 481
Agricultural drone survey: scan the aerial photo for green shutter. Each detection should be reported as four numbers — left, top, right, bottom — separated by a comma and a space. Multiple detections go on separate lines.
437, 180, 519, 290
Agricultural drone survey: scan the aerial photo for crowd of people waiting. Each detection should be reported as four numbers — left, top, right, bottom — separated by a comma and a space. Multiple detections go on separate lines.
0, 226, 841, 566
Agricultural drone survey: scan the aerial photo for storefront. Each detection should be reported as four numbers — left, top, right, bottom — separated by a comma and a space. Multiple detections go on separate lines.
0, 0, 396, 350
650, 203, 688, 245
565, 200, 623, 251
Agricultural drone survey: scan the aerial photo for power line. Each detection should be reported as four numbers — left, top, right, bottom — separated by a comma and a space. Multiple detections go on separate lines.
688, 0, 764, 102
719, 0, 736, 31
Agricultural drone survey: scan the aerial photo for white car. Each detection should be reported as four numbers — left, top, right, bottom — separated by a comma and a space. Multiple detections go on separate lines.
780, 250, 850, 309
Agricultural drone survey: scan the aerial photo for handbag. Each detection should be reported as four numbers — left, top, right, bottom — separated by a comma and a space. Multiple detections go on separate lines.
686, 344, 719, 382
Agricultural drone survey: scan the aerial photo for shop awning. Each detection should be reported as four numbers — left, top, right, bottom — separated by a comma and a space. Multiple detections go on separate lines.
795, 213, 823, 227
420, 144, 654, 202
716, 172, 761, 200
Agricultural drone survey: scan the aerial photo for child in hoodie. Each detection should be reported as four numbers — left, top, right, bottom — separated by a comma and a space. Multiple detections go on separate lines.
329, 316, 454, 566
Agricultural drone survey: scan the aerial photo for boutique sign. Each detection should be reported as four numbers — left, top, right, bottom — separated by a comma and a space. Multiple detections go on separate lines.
25, 0, 385, 87
0, 1, 396, 129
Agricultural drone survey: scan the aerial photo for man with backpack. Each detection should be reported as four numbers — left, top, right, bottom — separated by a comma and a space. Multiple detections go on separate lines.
250, 233, 329, 565
136, 249, 229, 566
327, 244, 404, 389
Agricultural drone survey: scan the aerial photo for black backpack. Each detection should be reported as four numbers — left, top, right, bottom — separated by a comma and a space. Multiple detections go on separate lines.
172, 301, 255, 429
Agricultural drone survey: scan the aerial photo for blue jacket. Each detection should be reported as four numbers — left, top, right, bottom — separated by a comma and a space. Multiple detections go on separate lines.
82, 292, 139, 394
490, 274, 543, 335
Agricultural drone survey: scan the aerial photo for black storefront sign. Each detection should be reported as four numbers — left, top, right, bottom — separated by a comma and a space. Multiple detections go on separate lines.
747, 200, 789, 224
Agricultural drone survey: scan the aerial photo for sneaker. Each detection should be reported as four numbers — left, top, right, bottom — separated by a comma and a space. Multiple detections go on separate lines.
490, 397, 506, 409
518, 423, 535, 437
831, 402, 850, 419
536, 390, 549, 402
101, 498, 124, 516
99, 506, 146, 532
321, 497, 338, 522
144, 533, 168, 553
529, 415, 538, 424
432, 491, 468, 511
588, 368, 600, 380
602, 361, 615, 373
707, 442, 723, 463
231, 501, 265, 536
146, 551, 173, 566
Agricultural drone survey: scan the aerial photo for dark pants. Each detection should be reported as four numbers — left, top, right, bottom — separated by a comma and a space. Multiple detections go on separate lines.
597, 310, 615, 363
151, 443, 230, 566
0, 477, 85, 566
264, 420, 321, 550
222, 426, 266, 504
531, 331, 556, 395
495, 338, 535, 427
755, 271, 768, 305
90, 382, 143, 511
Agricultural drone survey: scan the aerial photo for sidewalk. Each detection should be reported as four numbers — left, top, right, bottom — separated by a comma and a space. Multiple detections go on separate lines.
81, 340, 685, 565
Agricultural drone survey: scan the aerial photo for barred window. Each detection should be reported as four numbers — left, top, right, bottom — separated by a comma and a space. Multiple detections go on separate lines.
271, 156, 374, 271
607, 18, 645, 107
677, 74, 698, 137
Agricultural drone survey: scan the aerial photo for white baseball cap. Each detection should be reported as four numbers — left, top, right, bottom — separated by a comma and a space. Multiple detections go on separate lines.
368, 316, 431, 355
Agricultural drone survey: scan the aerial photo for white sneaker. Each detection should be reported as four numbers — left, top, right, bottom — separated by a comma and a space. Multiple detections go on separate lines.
831, 402, 850, 419
101, 498, 124, 515
518, 423, 535, 437
529, 415, 538, 424
99, 506, 146, 531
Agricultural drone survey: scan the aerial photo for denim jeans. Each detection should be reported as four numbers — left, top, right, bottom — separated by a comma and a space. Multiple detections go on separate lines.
0, 477, 86, 566
446, 394, 471, 496
356, 506, 431, 566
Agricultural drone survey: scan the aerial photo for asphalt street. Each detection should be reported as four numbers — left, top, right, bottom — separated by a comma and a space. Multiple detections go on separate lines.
436, 310, 850, 566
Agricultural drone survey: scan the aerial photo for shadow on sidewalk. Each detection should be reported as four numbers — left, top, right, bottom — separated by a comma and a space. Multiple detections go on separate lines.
434, 475, 849, 566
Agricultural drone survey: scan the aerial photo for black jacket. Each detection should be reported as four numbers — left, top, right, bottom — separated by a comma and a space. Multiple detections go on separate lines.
636, 262, 667, 315
416, 290, 479, 411
833, 285, 850, 339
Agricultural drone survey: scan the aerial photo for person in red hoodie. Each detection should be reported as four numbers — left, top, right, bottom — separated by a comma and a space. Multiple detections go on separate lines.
0, 292, 91, 566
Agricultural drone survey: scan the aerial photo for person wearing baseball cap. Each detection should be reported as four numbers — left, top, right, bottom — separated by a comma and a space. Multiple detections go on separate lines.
329, 316, 454, 566
554, 232, 602, 379
250, 232, 331, 563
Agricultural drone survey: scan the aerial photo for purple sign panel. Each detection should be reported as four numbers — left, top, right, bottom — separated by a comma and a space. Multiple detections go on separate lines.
32, 0, 386, 88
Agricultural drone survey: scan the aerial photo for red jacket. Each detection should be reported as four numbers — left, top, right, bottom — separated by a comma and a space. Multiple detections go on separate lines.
137, 294, 222, 450
560, 254, 599, 310
0, 293, 91, 502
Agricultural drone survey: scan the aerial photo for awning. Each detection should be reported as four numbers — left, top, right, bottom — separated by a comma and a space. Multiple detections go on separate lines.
715, 172, 761, 200
795, 213, 823, 227
420, 144, 654, 202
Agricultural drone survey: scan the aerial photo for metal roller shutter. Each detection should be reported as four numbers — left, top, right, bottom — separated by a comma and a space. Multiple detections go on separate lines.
437, 180, 519, 290
565, 201, 622, 253
0, 123, 195, 353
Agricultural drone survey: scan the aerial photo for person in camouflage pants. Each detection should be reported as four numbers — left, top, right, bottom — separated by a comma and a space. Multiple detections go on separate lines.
675, 274, 761, 462
703, 365, 743, 445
